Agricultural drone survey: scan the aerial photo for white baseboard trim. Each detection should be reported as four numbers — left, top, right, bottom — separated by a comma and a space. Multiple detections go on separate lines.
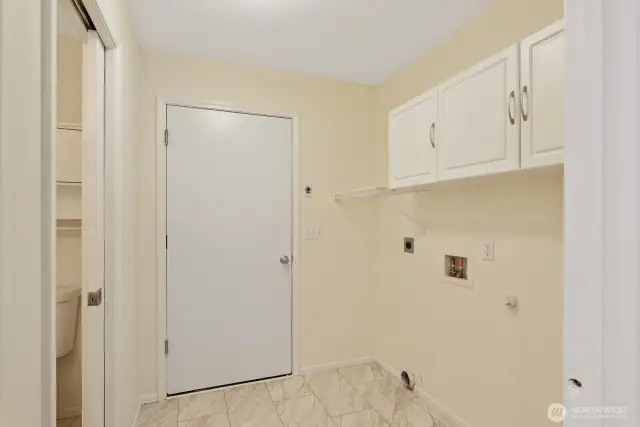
298, 356, 376, 375
141, 393, 158, 405
375, 358, 473, 427
131, 394, 158, 427
57, 406, 81, 419
375, 358, 401, 379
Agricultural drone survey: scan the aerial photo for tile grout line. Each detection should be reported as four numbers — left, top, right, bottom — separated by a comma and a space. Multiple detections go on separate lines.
263, 382, 286, 427
222, 387, 233, 427
310, 368, 375, 423
305, 374, 341, 426
220, 388, 232, 427
335, 363, 385, 420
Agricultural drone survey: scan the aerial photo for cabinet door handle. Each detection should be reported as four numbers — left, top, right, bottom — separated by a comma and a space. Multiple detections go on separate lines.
520, 85, 529, 122
430, 122, 436, 148
508, 90, 516, 125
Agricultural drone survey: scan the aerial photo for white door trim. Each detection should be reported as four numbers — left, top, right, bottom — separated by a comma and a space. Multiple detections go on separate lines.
155, 98, 301, 401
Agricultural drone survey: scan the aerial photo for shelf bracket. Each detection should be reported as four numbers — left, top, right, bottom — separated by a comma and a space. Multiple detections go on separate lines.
387, 192, 429, 236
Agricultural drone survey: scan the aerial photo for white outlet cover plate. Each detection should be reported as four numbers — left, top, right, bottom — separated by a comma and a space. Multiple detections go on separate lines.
483, 240, 494, 261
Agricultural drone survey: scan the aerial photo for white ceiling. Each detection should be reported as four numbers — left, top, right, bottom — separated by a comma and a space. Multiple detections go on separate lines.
131, 0, 494, 84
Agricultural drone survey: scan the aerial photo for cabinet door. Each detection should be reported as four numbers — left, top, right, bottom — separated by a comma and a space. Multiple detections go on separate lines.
437, 45, 520, 181
520, 21, 564, 169
57, 127, 83, 183
389, 88, 438, 188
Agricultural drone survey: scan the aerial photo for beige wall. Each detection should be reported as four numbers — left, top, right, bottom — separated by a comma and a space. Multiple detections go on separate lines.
58, 35, 83, 125
372, 1, 564, 427
56, 34, 83, 418
136, 52, 376, 396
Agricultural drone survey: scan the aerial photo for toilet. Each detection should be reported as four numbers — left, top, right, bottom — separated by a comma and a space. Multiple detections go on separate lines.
57, 285, 81, 359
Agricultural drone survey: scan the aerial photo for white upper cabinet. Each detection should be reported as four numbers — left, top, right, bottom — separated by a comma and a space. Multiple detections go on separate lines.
520, 20, 565, 169
437, 45, 520, 181
389, 87, 438, 188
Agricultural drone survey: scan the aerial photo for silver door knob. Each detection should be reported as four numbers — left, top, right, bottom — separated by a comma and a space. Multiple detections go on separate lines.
280, 255, 290, 265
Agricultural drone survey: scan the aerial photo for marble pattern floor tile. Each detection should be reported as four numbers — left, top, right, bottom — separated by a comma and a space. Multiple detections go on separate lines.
224, 383, 283, 427
178, 413, 231, 427
390, 400, 433, 427
275, 394, 336, 427
135, 363, 439, 427
355, 378, 414, 423
179, 391, 227, 422
338, 364, 386, 386
267, 376, 313, 404
137, 399, 180, 427
306, 370, 370, 417
336, 409, 390, 427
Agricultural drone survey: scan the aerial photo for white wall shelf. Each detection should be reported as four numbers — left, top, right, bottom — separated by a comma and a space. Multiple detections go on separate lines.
57, 219, 82, 231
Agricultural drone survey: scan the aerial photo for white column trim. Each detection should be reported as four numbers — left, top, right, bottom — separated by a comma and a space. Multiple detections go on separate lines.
565, 0, 640, 425
0, 0, 56, 426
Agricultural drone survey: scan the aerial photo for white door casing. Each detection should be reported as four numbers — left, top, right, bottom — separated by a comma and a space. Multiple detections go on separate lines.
165, 105, 293, 394
388, 87, 438, 188
82, 31, 106, 427
437, 44, 520, 181
520, 20, 565, 169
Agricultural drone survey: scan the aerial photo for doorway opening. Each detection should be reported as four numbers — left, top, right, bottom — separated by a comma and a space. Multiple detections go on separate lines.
55, 1, 107, 426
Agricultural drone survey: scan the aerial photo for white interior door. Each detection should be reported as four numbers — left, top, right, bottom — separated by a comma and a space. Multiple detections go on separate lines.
82, 31, 105, 426
389, 87, 438, 188
437, 45, 520, 181
166, 105, 293, 395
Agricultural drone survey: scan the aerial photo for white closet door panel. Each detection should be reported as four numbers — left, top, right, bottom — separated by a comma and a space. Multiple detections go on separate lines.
81, 31, 106, 427
57, 128, 82, 183
389, 88, 438, 188
521, 21, 565, 168
438, 45, 520, 181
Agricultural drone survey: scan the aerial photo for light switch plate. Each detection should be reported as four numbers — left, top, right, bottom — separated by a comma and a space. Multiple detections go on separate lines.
306, 227, 323, 240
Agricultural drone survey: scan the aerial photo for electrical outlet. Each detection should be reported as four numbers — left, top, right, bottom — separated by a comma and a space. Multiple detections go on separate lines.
483, 240, 494, 261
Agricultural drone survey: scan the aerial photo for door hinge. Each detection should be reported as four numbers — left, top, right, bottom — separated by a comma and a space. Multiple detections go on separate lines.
165, 340, 169, 355
166, 234, 168, 249
164, 129, 169, 146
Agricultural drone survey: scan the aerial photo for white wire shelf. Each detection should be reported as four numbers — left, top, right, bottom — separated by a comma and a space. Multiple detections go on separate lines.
333, 186, 389, 201
333, 184, 430, 202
